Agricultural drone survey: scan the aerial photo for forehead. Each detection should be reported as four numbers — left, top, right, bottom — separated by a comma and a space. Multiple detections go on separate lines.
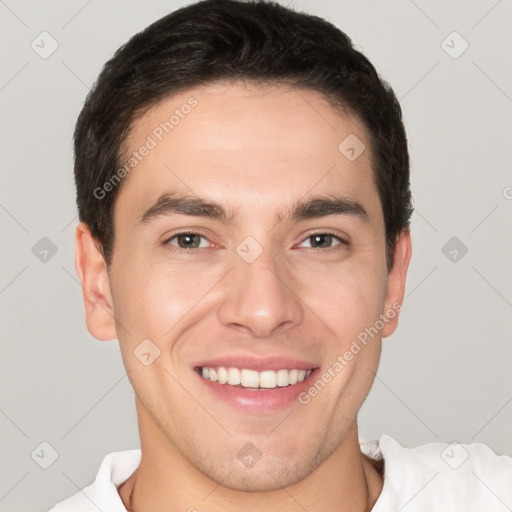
116, 81, 380, 224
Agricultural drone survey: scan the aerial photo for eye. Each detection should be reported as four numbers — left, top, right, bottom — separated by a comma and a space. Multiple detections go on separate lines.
164, 232, 212, 250
297, 233, 345, 250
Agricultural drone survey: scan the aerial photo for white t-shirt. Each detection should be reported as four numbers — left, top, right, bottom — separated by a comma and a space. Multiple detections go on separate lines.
48, 435, 512, 511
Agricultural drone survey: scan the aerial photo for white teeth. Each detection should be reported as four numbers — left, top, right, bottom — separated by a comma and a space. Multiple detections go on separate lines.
259, 370, 277, 389
276, 369, 290, 387
227, 367, 241, 385
240, 369, 259, 388
199, 366, 314, 389
217, 366, 228, 384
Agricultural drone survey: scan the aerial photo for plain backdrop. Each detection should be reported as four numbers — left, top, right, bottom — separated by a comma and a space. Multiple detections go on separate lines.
0, 1, 511, 510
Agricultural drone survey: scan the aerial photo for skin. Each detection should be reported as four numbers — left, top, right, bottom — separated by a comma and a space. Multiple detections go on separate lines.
76, 81, 411, 511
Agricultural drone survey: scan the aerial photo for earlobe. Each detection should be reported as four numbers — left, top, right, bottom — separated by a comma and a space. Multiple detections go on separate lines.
74, 222, 117, 341
381, 230, 412, 338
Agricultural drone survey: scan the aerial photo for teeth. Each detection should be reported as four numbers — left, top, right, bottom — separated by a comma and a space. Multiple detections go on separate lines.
227, 367, 241, 385
241, 369, 259, 388
260, 370, 276, 389
276, 369, 290, 387
199, 366, 313, 389
217, 367, 228, 384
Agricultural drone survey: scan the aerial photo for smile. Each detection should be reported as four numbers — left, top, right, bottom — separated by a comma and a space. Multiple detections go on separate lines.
198, 366, 313, 390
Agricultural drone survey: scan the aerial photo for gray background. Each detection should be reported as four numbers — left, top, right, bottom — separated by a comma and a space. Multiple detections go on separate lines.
1, 0, 511, 510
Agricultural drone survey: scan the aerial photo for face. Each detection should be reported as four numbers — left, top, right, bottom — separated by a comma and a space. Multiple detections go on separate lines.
77, 81, 410, 491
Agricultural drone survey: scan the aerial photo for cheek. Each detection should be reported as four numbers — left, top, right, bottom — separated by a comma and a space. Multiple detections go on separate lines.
300, 258, 388, 343
109, 255, 224, 342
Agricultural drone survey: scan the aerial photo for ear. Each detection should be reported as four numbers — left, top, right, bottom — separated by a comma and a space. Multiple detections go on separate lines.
74, 222, 117, 341
381, 230, 412, 338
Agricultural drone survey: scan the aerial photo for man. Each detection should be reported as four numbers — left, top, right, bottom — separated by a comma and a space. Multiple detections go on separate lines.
50, 0, 512, 510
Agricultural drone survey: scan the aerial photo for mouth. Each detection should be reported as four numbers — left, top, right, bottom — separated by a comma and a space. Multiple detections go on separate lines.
193, 360, 319, 414
196, 366, 313, 390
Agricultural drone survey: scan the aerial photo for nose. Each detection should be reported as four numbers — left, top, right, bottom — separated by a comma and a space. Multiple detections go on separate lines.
217, 244, 304, 338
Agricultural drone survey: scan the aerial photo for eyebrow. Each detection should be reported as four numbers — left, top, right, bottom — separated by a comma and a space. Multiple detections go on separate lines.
285, 195, 368, 223
139, 194, 235, 224
139, 193, 369, 225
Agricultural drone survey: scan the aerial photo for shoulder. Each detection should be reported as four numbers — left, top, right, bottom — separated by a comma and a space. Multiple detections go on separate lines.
364, 435, 512, 511
48, 449, 141, 512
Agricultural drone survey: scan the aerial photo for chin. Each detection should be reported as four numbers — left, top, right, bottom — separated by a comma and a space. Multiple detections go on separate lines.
194, 444, 327, 492
207, 463, 301, 492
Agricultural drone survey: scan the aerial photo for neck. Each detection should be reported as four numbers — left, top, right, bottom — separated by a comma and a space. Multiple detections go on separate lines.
119, 399, 383, 512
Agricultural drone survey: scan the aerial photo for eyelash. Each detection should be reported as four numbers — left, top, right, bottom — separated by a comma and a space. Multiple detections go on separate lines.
162, 231, 347, 253
162, 232, 214, 252
296, 232, 347, 251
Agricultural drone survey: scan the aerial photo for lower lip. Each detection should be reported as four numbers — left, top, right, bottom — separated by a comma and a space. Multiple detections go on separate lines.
196, 369, 318, 414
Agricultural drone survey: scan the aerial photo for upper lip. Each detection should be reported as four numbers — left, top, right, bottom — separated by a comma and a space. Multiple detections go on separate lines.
193, 355, 319, 372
